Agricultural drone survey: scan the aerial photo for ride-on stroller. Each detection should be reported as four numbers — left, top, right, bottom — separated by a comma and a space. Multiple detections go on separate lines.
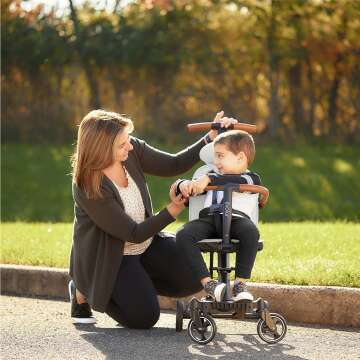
175, 122, 287, 345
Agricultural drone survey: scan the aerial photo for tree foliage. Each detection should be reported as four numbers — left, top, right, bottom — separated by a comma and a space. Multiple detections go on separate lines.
2, 0, 360, 143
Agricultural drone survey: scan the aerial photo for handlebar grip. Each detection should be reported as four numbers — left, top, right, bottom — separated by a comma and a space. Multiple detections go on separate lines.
205, 184, 269, 208
187, 122, 257, 134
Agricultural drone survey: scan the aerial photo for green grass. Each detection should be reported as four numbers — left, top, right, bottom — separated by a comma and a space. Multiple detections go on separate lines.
2, 222, 359, 287
2, 142, 360, 222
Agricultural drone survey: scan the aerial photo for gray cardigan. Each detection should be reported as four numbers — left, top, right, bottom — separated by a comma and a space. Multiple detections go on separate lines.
69, 136, 206, 312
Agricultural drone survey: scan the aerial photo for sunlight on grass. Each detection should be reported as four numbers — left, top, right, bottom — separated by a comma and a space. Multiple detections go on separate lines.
291, 157, 306, 168
333, 159, 353, 174
2, 222, 359, 287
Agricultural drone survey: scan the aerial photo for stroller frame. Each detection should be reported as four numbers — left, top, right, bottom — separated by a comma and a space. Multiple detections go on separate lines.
175, 167, 287, 345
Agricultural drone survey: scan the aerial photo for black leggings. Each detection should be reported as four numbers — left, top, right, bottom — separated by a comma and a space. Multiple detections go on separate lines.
176, 215, 260, 280
105, 234, 202, 329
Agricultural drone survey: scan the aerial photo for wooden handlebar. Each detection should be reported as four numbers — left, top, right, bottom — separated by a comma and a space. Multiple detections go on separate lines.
205, 184, 269, 208
187, 122, 257, 134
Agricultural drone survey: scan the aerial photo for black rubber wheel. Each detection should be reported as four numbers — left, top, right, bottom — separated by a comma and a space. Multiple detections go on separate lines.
176, 300, 184, 332
187, 314, 217, 345
257, 313, 287, 344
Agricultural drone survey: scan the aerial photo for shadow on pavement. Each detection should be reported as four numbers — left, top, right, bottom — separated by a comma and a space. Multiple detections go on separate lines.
282, 321, 359, 334
76, 324, 308, 360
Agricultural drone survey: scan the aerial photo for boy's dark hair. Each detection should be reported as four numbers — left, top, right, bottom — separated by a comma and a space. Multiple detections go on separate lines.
214, 130, 256, 166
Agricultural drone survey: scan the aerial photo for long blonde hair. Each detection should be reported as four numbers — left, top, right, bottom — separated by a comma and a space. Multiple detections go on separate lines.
71, 109, 134, 199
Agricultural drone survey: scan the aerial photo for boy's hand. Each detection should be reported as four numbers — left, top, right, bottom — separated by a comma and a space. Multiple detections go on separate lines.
192, 175, 211, 195
179, 180, 193, 198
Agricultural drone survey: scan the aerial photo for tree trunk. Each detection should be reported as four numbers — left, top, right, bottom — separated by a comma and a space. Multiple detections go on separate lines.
267, 0, 280, 138
288, 62, 306, 135
328, 54, 342, 138
305, 55, 315, 135
350, 62, 360, 142
109, 71, 124, 110
68, 0, 101, 109
328, 9, 348, 139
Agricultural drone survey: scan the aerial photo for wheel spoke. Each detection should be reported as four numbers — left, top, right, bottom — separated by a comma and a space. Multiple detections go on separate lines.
188, 315, 216, 344
257, 313, 287, 344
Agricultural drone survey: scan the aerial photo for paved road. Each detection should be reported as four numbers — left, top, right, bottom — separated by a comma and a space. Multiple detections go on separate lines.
1, 295, 359, 360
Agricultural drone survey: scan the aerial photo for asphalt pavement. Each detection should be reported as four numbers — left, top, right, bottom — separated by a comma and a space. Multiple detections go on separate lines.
1, 295, 359, 360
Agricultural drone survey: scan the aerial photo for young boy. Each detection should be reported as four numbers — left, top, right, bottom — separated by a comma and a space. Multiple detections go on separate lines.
175, 130, 261, 302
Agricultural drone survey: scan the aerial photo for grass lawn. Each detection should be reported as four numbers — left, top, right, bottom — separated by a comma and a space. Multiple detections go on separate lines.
2, 221, 359, 288
2, 142, 360, 222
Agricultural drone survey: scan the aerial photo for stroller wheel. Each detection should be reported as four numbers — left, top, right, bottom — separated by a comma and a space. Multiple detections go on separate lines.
257, 313, 287, 344
187, 314, 217, 345
176, 300, 184, 332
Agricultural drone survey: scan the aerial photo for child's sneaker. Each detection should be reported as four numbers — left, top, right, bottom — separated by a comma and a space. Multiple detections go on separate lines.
69, 280, 96, 324
204, 280, 226, 302
232, 281, 254, 301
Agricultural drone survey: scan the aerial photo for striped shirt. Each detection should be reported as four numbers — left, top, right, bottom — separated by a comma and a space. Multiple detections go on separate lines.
204, 171, 261, 218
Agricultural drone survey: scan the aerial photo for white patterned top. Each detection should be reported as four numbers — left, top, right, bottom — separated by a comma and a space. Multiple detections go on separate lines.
112, 167, 152, 255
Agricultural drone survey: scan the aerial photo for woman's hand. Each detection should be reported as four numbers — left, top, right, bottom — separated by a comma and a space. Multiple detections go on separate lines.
192, 175, 211, 195
208, 110, 239, 141
167, 182, 187, 218
169, 182, 187, 205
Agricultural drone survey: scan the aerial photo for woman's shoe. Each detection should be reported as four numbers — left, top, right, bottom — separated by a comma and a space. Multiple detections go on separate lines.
68, 280, 96, 324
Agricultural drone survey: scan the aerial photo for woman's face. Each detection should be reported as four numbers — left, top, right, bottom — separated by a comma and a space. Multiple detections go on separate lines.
113, 130, 133, 163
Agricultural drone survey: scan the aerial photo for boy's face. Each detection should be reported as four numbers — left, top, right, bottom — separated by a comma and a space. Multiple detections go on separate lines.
213, 143, 247, 174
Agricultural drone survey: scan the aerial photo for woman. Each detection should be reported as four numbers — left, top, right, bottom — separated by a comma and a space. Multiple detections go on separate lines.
69, 109, 237, 328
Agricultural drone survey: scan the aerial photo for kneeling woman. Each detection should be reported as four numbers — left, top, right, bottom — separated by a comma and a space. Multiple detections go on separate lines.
69, 109, 234, 328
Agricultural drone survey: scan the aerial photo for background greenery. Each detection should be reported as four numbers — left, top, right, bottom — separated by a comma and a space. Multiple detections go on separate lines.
2, 0, 360, 144
3, 1, 359, 223
2, 142, 359, 222
2, 1, 359, 288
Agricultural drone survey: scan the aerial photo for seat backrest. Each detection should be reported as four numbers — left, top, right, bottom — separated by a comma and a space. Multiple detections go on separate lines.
189, 143, 260, 224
